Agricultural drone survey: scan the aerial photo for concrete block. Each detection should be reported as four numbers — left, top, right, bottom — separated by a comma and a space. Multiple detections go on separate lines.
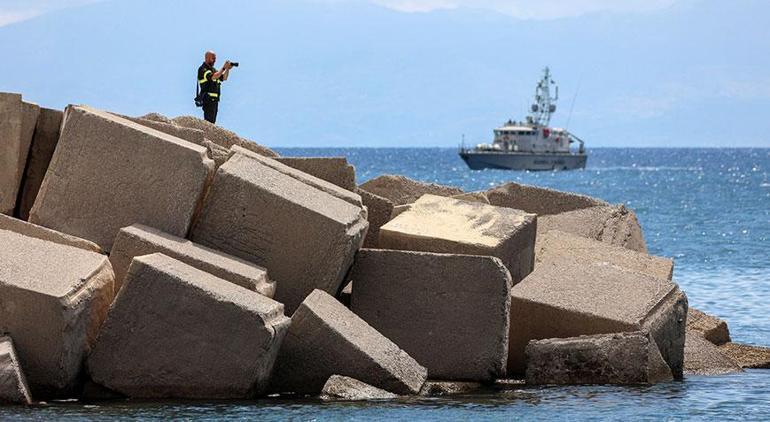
0, 94, 39, 215
0, 336, 33, 405
359, 174, 463, 205
379, 194, 536, 283
486, 182, 607, 215
525, 332, 673, 385
275, 157, 356, 192
536, 230, 673, 280
271, 290, 427, 395
122, 115, 206, 145
357, 188, 394, 248
0, 224, 115, 397
87, 253, 289, 399
687, 308, 731, 345
419, 381, 483, 396
451, 191, 490, 204
537, 204, 648, 253
684, 331, 742, 375
29, 105, 214, 252
350, 249, 512, 381
320, 375, 398, 401
170, 115, 279, 157
719, 342, 770, 369
16, 107, 63, 221
508, 256, 687, 378
0, 214, 101, 253
191, 151, 368, 314
111, 224, 275, 296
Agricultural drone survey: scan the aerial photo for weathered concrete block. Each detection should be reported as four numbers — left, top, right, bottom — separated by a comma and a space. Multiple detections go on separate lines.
275, 157, 356, 192
418, 381, 483, 397
271, 290, 427, 395
486, 182, 607, 216
536, 230, 673, 280
0, 94, 39, 215
357, 188, 394, 248
111, 224, 275, 296
525, 332, 673, 385
28, 105, 214, 252
16, 107, 63, 221
379, 194, 536, 283
684, 331, 742, 375
0, 336, 33, 405
687, 308, 731, 345
123, 115, 206, 145
320, 375, 398, 401
350, 249, 512, 381
719, 342, 770, 369
0, 214, 101, 253
87, 253, 289, 399
451, 191, 490, 204
169, 115, 279, 157
191, 151, 368, 313
359, 174, 464, 205
537, 204, 648, 253
0, 224, 115, 397
509, 257, 687, 379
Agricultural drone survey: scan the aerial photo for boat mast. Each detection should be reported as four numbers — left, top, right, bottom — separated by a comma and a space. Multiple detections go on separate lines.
529, 67, 558, 127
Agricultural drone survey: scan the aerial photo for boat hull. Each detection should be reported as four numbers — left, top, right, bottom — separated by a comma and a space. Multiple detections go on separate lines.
459, 151, 587, 171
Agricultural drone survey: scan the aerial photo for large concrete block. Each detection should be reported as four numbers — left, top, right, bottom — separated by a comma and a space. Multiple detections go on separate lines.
271, 290, 427, 395
87, 253, 289, 399
29, 105, 214, 252
536, 230, 673, 280
379, 194, 536, 283
509, 256, 687, 378
170, 115, 279, 157
15, 107, 63, 221
320, 375, 398, 401
687, 308, 731, 345
0, 213, 101, 252
486, 182, 607, 216
719, 342, 770, 369
359, 174, 464, 205
191, 151, 368, 313
0, 94, 39, 215
350, 249, 512, 381
525, 332, 673, 385
275, 157, 356, 192
357, 188, 394, 248
451, 191, 490, 204
0, 336, 33, 405
537, 204, 648, 253
0, 223, 115, 397
684, 331, 742, 375
111, 224, 275, 296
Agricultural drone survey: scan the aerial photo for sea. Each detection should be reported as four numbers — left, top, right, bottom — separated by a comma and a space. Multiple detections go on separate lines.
3, 148, 769, 421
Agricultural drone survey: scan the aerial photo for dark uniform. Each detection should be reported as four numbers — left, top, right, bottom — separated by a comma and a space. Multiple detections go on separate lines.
198, 62, 223, 123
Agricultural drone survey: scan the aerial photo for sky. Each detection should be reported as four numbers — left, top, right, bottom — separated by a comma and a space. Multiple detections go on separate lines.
1, 0, 769, 147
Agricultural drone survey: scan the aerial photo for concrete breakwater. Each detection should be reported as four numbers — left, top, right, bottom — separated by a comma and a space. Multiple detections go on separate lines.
1, 92, 769, 405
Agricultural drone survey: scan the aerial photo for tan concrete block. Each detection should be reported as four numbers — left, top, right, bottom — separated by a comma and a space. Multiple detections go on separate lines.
537, 204, 648, 253
16, 107, 62, 221
350, 249, 512, 381
379, 194, 536, 283
684, 331, 742, 375
111, 224, 274, 296
0, 336, 33, 405
486, 182, 607, 215
271, 290, 427, 395
29, 105, 214, 251
509, 256, 687, 379
275, 157, 356, 192
357, 188, 394, 248
536, 230, 673, 280
687, 308, 731, 345
0, 94, 39, 215
0, 225, 115, 397
191, 151, 368, 313
320, 375, 398, 401
719, 342, 770, 369
0, 213, 101, 252
359, 174, 463, 205
87, 253, 289, 399
170, 115, 279, 157
451, 191, 490, 204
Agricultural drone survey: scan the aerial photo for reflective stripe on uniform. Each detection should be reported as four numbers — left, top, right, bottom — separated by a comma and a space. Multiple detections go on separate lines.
199, 70, 212, 84
207, 92, 219, 97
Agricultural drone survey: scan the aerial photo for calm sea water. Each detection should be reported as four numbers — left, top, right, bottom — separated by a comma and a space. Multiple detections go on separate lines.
3, 148, 768, 420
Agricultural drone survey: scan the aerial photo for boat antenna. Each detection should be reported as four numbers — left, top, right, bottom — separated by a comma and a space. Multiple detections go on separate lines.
565, 74, 583, 131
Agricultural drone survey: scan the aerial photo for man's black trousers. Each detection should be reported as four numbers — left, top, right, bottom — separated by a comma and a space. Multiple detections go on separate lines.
203, 101, 218, 124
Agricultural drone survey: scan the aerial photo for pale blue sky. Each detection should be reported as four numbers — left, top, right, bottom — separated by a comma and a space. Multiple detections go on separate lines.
1, 0, 769, 147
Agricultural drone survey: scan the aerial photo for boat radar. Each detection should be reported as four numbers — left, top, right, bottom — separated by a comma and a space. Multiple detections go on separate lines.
459, 67, 587, 171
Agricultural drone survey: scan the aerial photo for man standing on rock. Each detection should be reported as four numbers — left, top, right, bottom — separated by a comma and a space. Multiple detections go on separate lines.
197, 50, 234, 124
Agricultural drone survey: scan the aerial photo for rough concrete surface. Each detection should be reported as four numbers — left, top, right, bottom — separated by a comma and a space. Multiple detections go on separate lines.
508, 256, 687, 379
16, 107, 63, 221
320, 375, 398, 401
719, 342, 770, 369
191, 151, 368, 314
271, 290, 427, 395
87, 253, 289, 399
275, 157, 356, 192
359, 174, 464, 205
486, 182, 607, 216
110, 224, 275, 296
169, 115, 279, 157
350, 249, 512, 381
0, 225, 115, 397
525, 332, 674, 385
0, 94, 39, 215
537, 204, 648, 253
29, 105, 214, 252
379, 194, 536, 283
687, 308, 731, 345
684, 331, 742, 375
451, 191, 490, 204
536, 230, 673, 280
0, 336, 33, 405
419, 381, 483, 397
0, 214, 101, 253
357, 188, 394, 248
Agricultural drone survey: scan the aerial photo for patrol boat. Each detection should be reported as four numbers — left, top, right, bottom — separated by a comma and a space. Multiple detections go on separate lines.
459, 67, 587, 171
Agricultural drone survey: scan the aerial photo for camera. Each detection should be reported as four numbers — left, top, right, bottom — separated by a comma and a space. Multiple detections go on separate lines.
229, 62, 239, 67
